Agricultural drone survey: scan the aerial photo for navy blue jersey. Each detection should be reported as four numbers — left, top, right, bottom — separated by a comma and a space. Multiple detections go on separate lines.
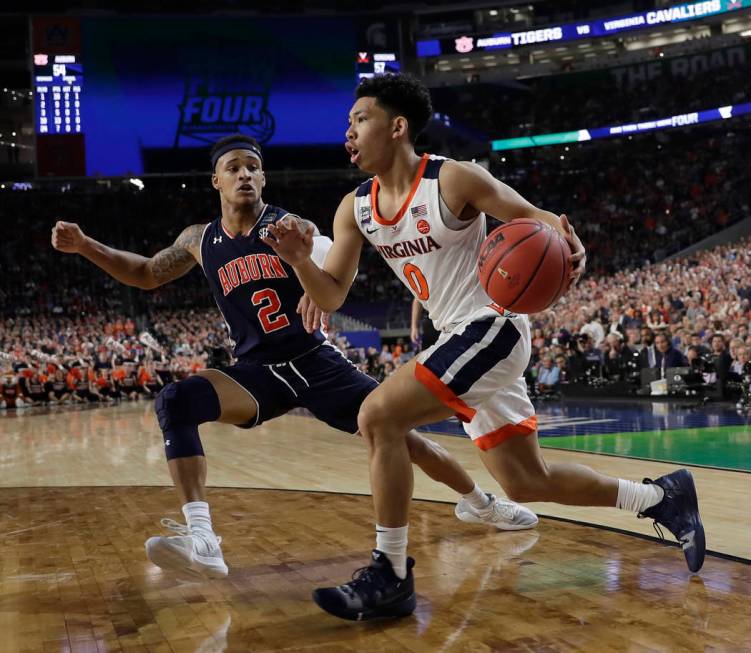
199, 205, 324, 363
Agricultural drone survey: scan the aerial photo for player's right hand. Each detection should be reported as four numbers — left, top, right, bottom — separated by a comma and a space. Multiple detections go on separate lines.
261, 219, 314, 267
51, 221, 86, 254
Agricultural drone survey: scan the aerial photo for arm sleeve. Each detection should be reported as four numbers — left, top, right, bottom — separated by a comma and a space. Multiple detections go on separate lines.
310, 235, 333, 268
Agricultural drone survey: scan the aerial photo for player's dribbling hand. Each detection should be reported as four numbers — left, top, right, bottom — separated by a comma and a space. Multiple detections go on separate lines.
560, 214, 586, 285
51, 221, 86, 254
261, 217, 314, 267
297, 294, 330, 333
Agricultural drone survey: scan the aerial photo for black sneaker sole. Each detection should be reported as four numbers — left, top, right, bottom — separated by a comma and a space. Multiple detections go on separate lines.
677, 469, 705, 573
312, 589, 416, 621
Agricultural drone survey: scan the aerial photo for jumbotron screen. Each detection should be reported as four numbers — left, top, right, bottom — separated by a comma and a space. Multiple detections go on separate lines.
32, 16, 360, 176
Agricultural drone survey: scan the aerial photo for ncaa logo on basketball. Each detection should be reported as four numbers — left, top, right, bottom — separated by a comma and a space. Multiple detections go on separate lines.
416, 219, 430, 234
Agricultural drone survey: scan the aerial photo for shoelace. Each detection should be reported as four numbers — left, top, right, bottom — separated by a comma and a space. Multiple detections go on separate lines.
339, 565, 382, 597
644, 517, 666, 542
476, 496, 517, 521
161, 518, 189, 535
160, 518, 223, 546
637, 513, 688, 547
492, 498, 519, 521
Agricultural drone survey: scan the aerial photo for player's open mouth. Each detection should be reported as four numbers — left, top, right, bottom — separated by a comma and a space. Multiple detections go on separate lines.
345, 142, 361, 164
237, 184, 254, 193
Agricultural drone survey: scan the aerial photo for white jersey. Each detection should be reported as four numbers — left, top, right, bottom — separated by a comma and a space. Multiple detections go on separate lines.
353, 154, 492, 331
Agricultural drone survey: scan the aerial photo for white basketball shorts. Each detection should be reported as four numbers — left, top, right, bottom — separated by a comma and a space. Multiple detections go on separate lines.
415, 304, 537, 450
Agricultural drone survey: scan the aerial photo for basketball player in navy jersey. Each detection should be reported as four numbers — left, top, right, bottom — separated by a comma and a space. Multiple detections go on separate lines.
265, 74, 705, 620
51, 134, 536, 581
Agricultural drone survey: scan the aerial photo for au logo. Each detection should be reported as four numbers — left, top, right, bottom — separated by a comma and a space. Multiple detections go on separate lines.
455, 36, 474, 54
174, 69, 276, 147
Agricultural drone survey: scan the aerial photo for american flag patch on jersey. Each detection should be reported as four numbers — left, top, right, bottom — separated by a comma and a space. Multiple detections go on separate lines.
411, 204, 428, 218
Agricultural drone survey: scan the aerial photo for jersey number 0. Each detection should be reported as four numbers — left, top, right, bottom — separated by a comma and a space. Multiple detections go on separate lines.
403, 263, 429, 300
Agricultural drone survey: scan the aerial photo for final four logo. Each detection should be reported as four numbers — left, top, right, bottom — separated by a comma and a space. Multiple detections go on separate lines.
174, 63, 276, 147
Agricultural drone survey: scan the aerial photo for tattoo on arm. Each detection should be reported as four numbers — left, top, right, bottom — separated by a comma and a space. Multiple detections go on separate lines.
148, 224, 206, 285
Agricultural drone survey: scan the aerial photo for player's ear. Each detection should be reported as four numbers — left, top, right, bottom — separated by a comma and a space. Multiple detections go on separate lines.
211, 174, 220, 191
392, 116, 408, 140
261, 171, 266, 189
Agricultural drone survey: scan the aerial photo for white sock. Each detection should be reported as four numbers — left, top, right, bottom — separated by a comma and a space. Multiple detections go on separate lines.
616, 479, 664, 513
376, 524, 408, 579
182, 501, 218, 543
462, 483, 492, 511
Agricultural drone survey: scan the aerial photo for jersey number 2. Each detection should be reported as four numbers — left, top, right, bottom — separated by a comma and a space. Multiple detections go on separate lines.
252, 289, 290, 333
403, 263, 429, 300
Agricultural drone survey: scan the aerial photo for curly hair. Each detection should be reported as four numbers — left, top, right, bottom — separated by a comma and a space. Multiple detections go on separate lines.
355, 74, 433, 144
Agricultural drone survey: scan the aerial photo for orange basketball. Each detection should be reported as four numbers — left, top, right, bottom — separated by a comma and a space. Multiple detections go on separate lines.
477, 219, 572, 314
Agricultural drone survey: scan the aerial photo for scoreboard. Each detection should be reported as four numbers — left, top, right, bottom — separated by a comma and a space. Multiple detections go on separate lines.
31, 16, 371, 176
33, 53, 83, 135
356, 52, 401, 81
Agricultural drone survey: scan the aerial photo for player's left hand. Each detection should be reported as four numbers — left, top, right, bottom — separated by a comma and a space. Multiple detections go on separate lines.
262, 216, 314, 267
561, 214, 586, 285
297, 294, 330, 333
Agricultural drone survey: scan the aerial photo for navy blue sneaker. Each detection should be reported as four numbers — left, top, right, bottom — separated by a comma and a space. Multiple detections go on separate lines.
638, 468, 705, 572
312, 550, 416, 621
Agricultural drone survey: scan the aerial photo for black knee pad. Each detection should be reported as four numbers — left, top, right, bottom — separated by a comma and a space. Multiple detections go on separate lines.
155, 382, 180, 432
155, 376, 221, 460
155, 376, 221, 430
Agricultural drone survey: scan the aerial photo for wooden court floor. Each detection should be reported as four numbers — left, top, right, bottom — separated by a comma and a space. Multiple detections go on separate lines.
1, 403, 750, 652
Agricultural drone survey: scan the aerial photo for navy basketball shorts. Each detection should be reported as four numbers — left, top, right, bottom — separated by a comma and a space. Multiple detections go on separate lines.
415, 305, 537, 451
216, 342, 378, 433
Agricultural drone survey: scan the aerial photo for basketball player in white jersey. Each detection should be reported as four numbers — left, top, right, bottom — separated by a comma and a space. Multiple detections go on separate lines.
264, 73, 705, 621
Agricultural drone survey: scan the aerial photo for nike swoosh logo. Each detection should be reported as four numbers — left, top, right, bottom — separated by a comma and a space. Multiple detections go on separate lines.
366, 228, 379, 234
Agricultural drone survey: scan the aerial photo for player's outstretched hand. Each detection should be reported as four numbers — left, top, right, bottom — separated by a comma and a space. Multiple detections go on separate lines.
51, 221, 86, 254
261, 217, 314, 267
297, 294, 330, 333
560, 214, 586, 285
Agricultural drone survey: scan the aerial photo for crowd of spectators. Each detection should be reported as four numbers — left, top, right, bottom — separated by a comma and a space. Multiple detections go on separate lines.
328, 334, 417, 382
0, 311, 216, 408
2, 233, 750, 409
431, 60, 749, 141
0, 306, 416, 409
2, 122, 748, 318
2, 46, 750, 409
522, 237, 751, 405
494, 125, 751, 275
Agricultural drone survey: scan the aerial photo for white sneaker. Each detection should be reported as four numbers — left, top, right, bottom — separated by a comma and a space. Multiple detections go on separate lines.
145, 518, 228, 580
455, 493, 538, 531
195, 614, 231, 653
